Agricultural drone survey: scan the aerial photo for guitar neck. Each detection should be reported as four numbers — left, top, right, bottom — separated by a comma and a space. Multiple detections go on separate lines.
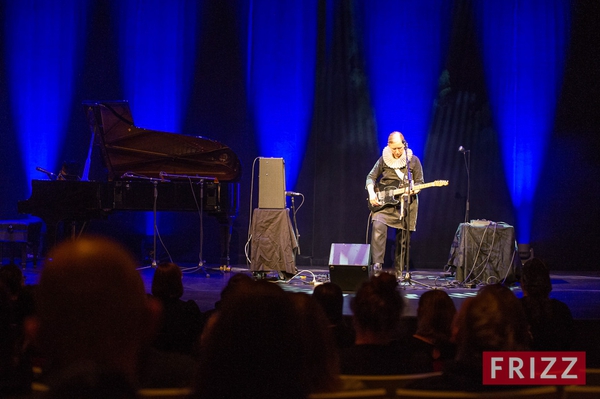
392, 182, 434, 196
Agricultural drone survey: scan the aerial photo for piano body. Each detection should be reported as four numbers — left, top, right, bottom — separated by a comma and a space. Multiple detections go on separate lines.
18, 101, 241, 266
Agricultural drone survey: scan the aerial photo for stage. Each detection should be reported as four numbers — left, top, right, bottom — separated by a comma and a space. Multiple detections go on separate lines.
20, 262, 600, 319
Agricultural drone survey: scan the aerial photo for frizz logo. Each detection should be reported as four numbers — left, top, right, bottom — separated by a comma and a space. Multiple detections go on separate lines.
483, 352, 586, 385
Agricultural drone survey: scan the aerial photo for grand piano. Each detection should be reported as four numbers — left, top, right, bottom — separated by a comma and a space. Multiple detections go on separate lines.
18, 101, 241, 266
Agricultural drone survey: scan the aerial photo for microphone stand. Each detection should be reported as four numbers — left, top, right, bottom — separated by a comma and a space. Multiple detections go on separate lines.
152, 180, 158, 267
121, 173, 164, 268
159, 172, 216, 277
290, 196, 301, 256
398, 143, 432, 290
458, 148, 471, 286
462, 149, 471, 223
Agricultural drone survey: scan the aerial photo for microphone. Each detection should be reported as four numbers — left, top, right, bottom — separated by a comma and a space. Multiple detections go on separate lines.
402, 140, 409, 148
458, 146, 467, 153
36, 166, 55, 178
285, 191, 302, 197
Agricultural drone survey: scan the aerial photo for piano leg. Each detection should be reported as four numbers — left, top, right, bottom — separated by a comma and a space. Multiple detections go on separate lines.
41, 219, 87, 257
218, 216, 234, 268
42, 220, 60, 256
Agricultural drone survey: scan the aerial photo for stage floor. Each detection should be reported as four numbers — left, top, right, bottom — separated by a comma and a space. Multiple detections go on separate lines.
21, 263, 600, 320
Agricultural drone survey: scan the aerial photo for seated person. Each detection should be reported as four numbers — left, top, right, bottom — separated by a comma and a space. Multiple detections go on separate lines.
196, 280, 311, 399
339, 273, 415, 375
408, 284, 531, 391
407, 289, 456, 372
0, 263, 35, 327
26, 235, 162, 397
519, 257, 574, 350
0, 279, 33, 397
57, 160, 81, 181
289, 292, 341, 393
312, 282, 355, 349
150, 262, 204, 357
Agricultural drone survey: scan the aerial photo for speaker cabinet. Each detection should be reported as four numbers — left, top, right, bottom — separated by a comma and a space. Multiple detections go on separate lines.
258, 157, 286, 209
328, 243, 372, 292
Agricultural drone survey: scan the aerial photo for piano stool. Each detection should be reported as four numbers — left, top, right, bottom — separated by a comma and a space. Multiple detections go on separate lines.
0, 219, 42, 269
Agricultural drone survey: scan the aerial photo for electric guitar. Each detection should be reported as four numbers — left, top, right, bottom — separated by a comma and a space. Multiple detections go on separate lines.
367, 180, 449, 213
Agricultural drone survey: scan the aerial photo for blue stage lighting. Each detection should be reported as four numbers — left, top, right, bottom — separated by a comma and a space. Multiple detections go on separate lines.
6, 0, 90, 192
117, 0, 198, 133
115, 0, 198, 235
473, 0, 570, 243
246, 0, 318, 190
357, 0, 453, 156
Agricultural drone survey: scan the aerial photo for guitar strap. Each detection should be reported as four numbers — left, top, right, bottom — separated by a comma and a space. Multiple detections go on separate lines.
394, 169, 405, 181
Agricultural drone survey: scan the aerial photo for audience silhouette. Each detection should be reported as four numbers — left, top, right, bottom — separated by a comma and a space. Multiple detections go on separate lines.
11, 234, 587, 398
26, 235, 161, 398
407, 289, 457, 372
196, 279, 309, 399
0, 263, 35, 328
312, 282, 355, 349
0, 276, 34, 397
408, 283, 531, 391
150, 262, 204, 357
289, 292, 342, 393
520, 257, 574, 350
339, 273, 415, 375
203, 272, 255, 320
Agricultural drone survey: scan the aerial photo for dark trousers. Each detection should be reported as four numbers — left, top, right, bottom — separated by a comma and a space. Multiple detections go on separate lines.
370, 221, 411, 273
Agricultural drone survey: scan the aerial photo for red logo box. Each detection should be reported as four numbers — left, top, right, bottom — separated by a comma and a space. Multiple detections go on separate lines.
483, 351, 586, 385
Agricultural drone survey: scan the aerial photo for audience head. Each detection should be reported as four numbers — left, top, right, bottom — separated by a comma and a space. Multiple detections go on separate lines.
30, 235, 159, 380
197, 280, 306, 399
216, 272, 254, 307
521, 258, 552, 298
289, 292, 341, 393
151, 262, 183, 300
312, 282, 344, 324
415, 289, 456, 344
350, 273, 404, 343
0, 279, 11, 339
0, 263, 25, 297
454, 284, 530, 364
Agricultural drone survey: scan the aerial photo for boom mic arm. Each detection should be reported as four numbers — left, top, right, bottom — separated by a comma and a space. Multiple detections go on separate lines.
36, 166, 56, 179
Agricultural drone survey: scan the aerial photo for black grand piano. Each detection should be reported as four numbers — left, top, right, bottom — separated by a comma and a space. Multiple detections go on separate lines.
18, 101, 241, 266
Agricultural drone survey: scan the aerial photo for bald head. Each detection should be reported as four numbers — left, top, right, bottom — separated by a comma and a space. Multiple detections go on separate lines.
35, 235, 152, 372
387, 131, 406, 159
388, 131, 405, 145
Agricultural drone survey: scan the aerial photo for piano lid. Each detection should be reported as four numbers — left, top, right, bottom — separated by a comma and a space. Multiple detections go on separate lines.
82, 101, 241, 182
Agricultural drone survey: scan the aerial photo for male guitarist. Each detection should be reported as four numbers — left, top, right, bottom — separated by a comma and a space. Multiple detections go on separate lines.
366, 131, 424, 276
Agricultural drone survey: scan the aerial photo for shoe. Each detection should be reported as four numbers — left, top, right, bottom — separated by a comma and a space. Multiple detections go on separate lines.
373, 263, 382, 276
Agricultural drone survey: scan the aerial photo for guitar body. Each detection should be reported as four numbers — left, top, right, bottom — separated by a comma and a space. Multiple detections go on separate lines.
367, 180, 449, 213
368, 186, 403, 213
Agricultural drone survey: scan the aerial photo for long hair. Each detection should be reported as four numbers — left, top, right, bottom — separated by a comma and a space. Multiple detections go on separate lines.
197, 280, 307, 399
351, 273, 404, 338
455, 284, 530, 363
415, 289, 456, 345
289, 292, 341, 393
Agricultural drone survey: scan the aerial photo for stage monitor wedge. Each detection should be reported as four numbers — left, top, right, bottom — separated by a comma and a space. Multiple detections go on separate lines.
258, 157, 286, 209
328, 243, 372, 292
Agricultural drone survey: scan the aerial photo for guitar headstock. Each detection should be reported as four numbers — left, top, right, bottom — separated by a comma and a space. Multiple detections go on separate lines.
433, 180, 449, 186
